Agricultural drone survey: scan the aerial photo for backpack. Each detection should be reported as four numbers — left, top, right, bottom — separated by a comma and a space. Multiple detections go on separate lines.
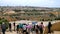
1, 24, 6, 29
19, 24, 23, 28
39, 25, 43, 30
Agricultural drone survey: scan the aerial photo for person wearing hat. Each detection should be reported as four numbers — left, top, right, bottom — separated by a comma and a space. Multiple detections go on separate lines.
35, 23, 39, 34
1, 22, 6, 34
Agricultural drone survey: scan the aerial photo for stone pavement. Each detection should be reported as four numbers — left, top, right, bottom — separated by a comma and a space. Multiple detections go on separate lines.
1, 31, 33, 34
1, 31, 60, 34
1, 31, 17, 34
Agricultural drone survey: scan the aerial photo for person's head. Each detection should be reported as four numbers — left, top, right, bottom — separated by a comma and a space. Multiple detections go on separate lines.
41, 22, 43, 24
23, 23, 26, 25
49, 22, 51, 24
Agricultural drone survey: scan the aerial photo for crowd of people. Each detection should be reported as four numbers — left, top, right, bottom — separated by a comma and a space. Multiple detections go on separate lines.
0, 22, 52, 34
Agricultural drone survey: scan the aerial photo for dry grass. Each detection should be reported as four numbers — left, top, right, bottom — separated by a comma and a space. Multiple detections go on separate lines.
44, 22, 60, 34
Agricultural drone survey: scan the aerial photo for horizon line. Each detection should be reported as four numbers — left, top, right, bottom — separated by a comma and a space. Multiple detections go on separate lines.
0, 5, 60, 8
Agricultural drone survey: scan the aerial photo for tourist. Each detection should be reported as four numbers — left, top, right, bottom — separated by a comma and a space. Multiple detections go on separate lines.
26, 24, 32, 34
35, 24, 39, 34
13, 22, 15, 31
26, 24, 29, 34
39, 22, 44, 34
9, 23, 12, 32
19, 23, 23, 34
47, 22, 52, 34
16, 24, 19, 33
31, 24, 35, 34
0, 24, 1, 34
23, 24, 27, 34
1, 22, 6, 34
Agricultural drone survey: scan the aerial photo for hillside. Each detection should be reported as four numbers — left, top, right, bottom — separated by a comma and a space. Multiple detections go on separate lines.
0, 6, 59, 11
0, 6, 60, 21
44, 22, 60, 34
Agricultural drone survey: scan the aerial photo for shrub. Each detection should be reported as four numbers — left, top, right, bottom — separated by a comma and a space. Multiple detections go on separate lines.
55, 17, 60, 20
0, 18, 9, 29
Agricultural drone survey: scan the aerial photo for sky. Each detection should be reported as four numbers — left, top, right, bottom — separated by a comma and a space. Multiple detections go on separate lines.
0, 0, 60, 7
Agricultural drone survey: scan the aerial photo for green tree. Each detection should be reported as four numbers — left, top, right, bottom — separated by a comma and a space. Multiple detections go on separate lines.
0, 18, 9, 29
49, 13, 56, 17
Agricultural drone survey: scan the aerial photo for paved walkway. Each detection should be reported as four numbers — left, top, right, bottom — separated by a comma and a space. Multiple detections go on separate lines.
1, 31, 60, 34
0, 31, 60, 34
1, 31, 33, 34
1, 31, 16, 34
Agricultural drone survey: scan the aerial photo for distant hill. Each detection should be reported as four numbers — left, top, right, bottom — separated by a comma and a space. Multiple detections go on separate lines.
0, 6, 60, 11
0, 6, 60, 21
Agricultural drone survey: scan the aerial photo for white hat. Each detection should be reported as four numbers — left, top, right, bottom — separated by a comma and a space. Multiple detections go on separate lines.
2, 22, 5, 24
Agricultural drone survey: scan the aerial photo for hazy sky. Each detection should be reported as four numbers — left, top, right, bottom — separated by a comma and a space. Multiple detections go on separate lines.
0, 0, 60, 7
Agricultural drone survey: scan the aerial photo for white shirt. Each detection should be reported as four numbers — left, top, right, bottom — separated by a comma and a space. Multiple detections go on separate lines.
23, 25, 26, 30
